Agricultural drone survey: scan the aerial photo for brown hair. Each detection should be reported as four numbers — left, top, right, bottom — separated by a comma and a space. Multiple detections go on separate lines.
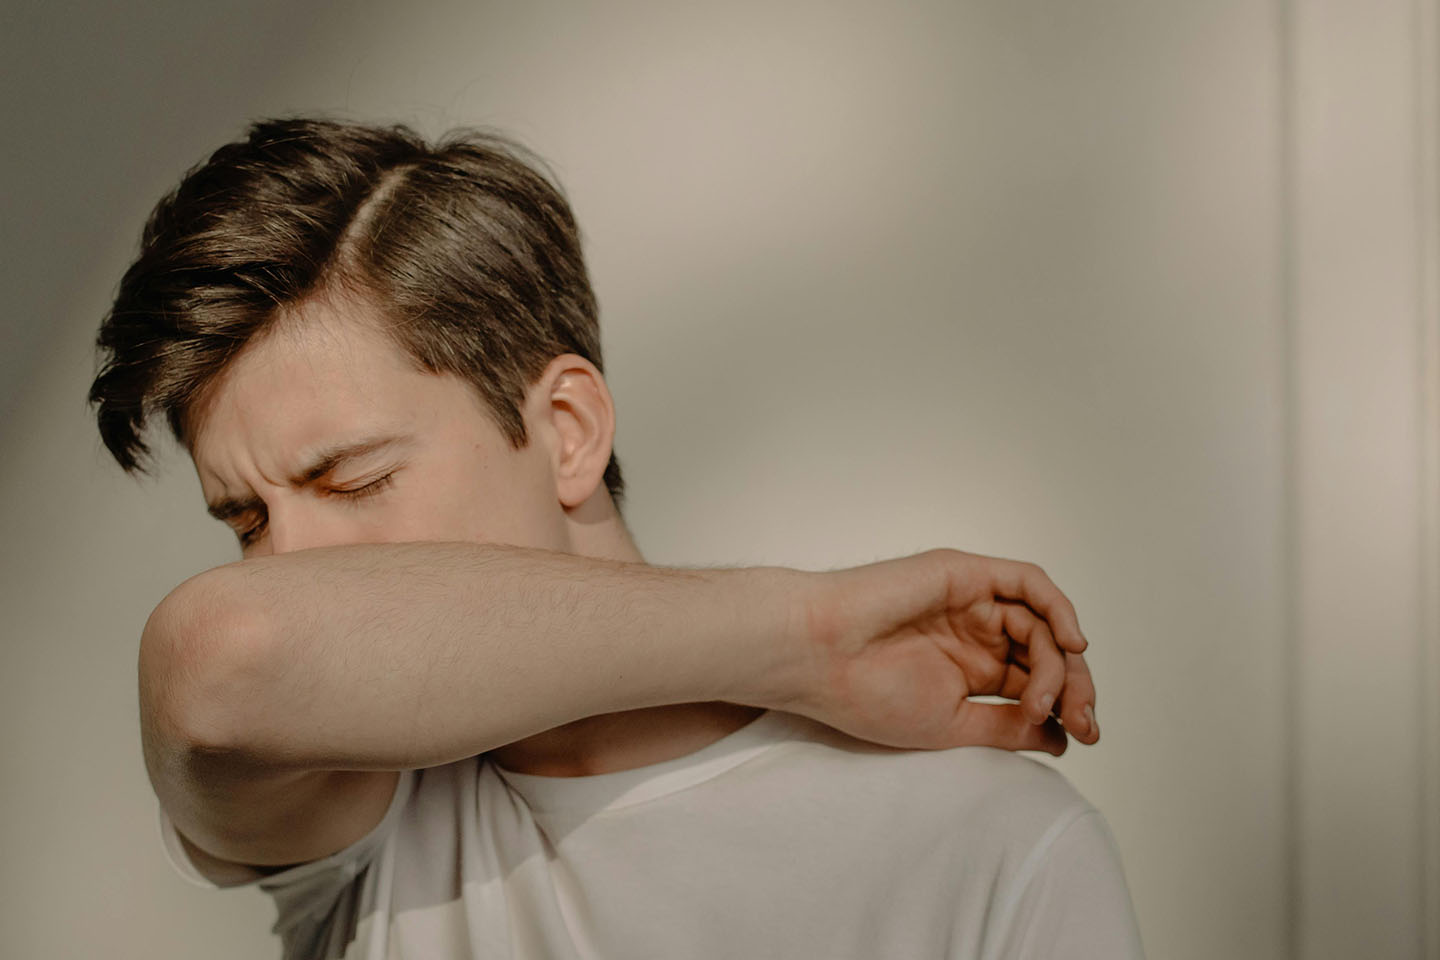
89, 116, 624, 509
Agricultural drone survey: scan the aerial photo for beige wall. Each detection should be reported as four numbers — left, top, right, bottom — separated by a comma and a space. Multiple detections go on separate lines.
2, 2, 1435, 958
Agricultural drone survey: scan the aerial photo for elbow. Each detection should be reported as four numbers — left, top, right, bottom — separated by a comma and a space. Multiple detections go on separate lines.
139, 564, 270, 757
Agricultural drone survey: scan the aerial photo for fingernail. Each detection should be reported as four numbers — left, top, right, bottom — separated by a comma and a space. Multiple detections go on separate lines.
1039, 693, 1055, 719
1084, 704, 1097, 736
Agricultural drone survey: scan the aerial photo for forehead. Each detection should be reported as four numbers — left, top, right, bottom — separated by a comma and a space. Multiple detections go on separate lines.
186, 297, 434, 482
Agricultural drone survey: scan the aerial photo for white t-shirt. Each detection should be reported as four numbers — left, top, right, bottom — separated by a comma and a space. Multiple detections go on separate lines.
159, 709, 1145, 959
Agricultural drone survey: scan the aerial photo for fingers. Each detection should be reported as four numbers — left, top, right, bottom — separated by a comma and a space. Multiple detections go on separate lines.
1000, 603, 1065, 726
1054, 651, 1099, 744
986, 557, 1087, 655
998, 662, 1030, 701
996, 600, 1097, 744
988, 659, 1099, 747
952, 702, 1068, 756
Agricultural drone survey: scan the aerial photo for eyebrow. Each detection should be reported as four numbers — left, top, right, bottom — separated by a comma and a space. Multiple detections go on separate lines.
205, 433, 413, 522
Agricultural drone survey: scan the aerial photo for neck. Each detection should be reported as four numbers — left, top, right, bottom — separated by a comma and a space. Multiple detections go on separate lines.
487, 490, 764, 777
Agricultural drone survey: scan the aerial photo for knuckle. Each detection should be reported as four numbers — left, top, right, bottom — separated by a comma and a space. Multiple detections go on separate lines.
926, 547, 969, 573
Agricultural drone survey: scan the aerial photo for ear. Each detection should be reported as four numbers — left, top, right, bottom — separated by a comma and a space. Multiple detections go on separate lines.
528, 354, 617, 509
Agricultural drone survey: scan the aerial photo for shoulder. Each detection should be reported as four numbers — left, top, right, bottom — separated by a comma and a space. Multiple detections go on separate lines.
765, 712, 1096, 856
766, 715, 1143, 953
775, 711, 1088, 808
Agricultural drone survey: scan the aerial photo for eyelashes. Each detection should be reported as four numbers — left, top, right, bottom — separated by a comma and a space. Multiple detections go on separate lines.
330, 472, 396, 502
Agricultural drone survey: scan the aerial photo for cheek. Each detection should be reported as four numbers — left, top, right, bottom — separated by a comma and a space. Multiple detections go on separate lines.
403, 441, 559, 546
453, 476, 560, 549
391, 467, 497, 542
391, 491, 477, 542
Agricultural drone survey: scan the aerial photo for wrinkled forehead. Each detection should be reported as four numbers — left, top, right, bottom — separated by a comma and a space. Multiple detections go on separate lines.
183, 297, 426, 473
181, 291, 406, 452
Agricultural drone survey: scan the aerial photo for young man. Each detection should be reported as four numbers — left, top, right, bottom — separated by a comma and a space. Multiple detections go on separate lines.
90, 118, 1143, 959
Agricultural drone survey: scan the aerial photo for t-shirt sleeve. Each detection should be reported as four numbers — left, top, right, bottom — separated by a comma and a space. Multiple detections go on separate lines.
156, 768, 415, 894
990, 805, 1147, 960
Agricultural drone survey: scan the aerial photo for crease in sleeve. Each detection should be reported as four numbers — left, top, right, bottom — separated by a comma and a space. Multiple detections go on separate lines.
156, 769, 417, 891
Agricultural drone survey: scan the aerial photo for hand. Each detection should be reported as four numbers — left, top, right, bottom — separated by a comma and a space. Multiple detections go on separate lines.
796, 548, 1097, 756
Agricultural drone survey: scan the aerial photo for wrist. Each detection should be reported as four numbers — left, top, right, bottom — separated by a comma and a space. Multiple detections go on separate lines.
721, 565, 827, 716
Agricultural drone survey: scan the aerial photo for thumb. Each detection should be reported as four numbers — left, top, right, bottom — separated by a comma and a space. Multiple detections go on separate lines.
950, 702, 1069, 756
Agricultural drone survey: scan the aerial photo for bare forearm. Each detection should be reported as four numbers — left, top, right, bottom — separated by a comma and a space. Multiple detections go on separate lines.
143, 541, 811, 772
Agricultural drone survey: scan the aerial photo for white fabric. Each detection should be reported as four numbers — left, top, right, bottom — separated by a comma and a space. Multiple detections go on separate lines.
158, 709, 1145, 959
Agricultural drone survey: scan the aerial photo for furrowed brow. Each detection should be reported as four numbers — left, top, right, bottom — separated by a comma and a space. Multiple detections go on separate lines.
203, 434, 413, 522
207, 495, 262, 523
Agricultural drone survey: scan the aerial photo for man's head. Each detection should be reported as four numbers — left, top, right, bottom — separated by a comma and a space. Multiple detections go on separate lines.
89, 117, 629, 556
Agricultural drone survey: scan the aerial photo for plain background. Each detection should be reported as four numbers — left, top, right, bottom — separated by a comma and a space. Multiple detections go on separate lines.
2, 2, 1437, 958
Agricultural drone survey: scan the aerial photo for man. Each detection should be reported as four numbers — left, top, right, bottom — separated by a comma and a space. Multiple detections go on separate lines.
90, 117, 1143, 959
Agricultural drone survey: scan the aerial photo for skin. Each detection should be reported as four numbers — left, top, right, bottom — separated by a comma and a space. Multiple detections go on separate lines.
187, 289, 765, 776
184, 287, 1097, 780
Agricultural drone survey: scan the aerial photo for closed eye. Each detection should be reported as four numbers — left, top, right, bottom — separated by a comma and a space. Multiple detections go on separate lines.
330, 472, 395, 501
233, 472, 397, 549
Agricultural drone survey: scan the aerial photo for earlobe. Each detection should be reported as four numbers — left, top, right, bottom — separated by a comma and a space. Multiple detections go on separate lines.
538, 356, 615, 509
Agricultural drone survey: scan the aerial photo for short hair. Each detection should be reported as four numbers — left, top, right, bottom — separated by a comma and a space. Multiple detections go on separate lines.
89, 116, 624, 510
